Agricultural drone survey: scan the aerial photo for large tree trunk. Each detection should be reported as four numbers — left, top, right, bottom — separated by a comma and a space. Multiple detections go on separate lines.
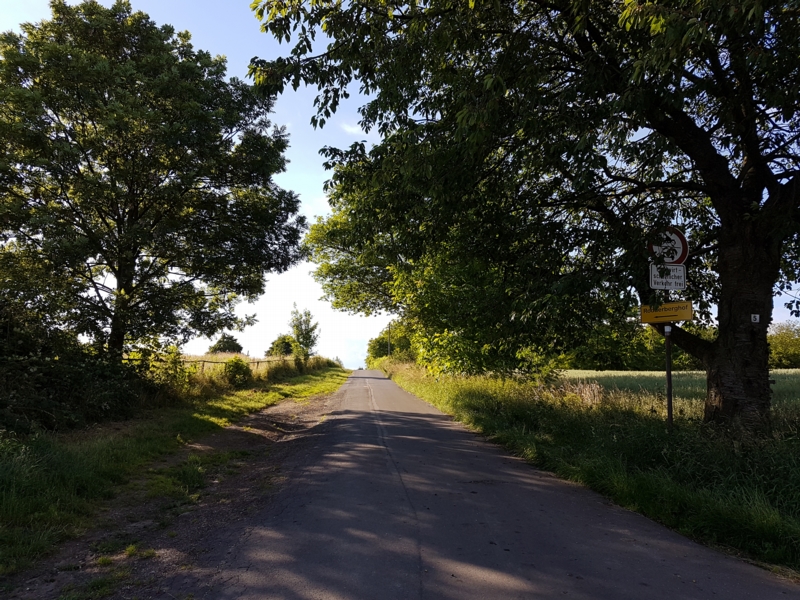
703, 223, 781, 431
107, 316, 126, 358
107, 260, 135, 359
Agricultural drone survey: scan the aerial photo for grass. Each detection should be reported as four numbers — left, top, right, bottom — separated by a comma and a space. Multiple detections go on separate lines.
0, 359, 350, 577
179, 353, 319, 385
561, 369, 800, 405
382, 360, 800, 571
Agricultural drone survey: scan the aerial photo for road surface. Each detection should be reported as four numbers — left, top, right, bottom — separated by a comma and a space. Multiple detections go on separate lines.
164, 370, 797, 599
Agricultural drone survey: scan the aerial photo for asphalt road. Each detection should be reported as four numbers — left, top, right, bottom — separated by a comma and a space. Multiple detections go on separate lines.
168, 370, 797, 599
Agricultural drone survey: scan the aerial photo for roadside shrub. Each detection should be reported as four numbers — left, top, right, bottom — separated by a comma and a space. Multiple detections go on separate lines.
146, 346, 191, 399
223, 357, 252, 388
0, 300, 158, 432
0, 353, 146, 433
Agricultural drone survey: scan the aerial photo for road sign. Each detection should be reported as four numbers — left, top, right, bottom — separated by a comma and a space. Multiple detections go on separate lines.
648, 227, 689, 265
649, 264, 686, 290
640, 301, 693, 323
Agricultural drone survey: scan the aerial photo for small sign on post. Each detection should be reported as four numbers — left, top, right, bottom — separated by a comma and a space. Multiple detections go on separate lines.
641, 302, 693, 432
640, 301, 693, 323
649, 264, 686, 290
648, 227, 689, 265
649, 227, 689, 290
645, 227, 691, 431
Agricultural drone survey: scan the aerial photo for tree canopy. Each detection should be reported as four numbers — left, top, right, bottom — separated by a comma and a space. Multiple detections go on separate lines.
366, 319, 417, 366
267, 333, 296, 357
0, 0, 305, 356
289, 304, 319, 360
253, 0, 800, 432
208, 333, 244, 354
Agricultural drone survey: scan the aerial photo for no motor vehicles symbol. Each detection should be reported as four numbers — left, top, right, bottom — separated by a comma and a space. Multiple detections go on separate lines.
648, 227, 689, 265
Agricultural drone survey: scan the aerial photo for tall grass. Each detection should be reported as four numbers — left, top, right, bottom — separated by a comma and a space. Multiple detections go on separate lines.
382, 360, 800, 570
0, 357, 349, 577
180, 353, 312, 381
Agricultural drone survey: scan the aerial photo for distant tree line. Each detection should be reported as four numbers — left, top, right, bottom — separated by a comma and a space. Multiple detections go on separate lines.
367, 319, 800, 372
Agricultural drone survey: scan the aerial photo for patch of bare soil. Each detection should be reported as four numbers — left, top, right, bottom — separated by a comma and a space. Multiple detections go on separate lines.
6, 387, 345, 600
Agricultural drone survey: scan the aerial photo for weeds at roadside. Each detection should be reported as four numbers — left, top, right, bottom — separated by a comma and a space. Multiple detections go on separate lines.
59, 565, 130, 600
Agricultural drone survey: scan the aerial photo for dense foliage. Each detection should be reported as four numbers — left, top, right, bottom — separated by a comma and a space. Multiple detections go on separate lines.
769, 322, 800, 369
254, 0, 800, 431
267, 333, 296, 357
208, 334, 244, 354
0, 1, 305, 357
366, 320, 417, 366
289, 304, 319, 361
0, 300, 151, 432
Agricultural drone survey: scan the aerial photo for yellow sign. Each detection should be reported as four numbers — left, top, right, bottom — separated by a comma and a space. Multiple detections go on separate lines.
640, 302, 693, 323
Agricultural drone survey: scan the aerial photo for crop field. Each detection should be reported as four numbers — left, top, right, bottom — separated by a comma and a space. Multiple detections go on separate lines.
562, 369, 800, 405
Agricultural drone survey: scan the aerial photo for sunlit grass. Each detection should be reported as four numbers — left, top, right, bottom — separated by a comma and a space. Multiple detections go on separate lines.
382, 361, 800, 570
562, 369, 800, 405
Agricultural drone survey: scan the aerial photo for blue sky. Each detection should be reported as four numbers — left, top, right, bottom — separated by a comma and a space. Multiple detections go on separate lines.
0, 0, 392, 368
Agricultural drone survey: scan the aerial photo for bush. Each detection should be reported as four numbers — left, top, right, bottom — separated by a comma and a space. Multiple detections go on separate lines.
769, 322, 800, 369
223, 357, 252, 388
145, 346, 191, 398
267, 334, 295, 357
0, 352, 149, 433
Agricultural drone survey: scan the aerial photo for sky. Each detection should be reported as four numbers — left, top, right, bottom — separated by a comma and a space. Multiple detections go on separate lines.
0, 0, 392, 368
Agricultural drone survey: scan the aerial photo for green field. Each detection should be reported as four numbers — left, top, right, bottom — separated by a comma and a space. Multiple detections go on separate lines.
564, 369, 800, 401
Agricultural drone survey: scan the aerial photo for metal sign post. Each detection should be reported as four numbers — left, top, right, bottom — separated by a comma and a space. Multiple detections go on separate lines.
664, 324, 673, 430
645, 226, 689, 430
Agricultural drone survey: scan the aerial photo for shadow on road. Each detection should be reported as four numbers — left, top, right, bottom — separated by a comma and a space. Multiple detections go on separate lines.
156, 373, 795, 600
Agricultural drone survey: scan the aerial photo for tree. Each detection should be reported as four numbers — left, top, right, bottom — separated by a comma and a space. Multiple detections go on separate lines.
289, 304, 319, 360
565, 319, 711, 371
0, 0, 306, 357
366, 320, 416, 366
252, 0, 800, 432
267, 333, 295, 357
208, 333, 243, 354
768, 322, 800, 369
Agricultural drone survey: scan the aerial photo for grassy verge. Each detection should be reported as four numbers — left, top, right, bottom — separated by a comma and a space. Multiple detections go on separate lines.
0, 360, 350, 577
381, 360, 800, 571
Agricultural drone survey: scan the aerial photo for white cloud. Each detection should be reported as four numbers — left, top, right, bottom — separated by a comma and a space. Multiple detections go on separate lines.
340, 122, 364, 135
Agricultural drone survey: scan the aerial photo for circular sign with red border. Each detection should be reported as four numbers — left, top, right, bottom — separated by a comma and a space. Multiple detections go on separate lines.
648, 227, 689, 265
